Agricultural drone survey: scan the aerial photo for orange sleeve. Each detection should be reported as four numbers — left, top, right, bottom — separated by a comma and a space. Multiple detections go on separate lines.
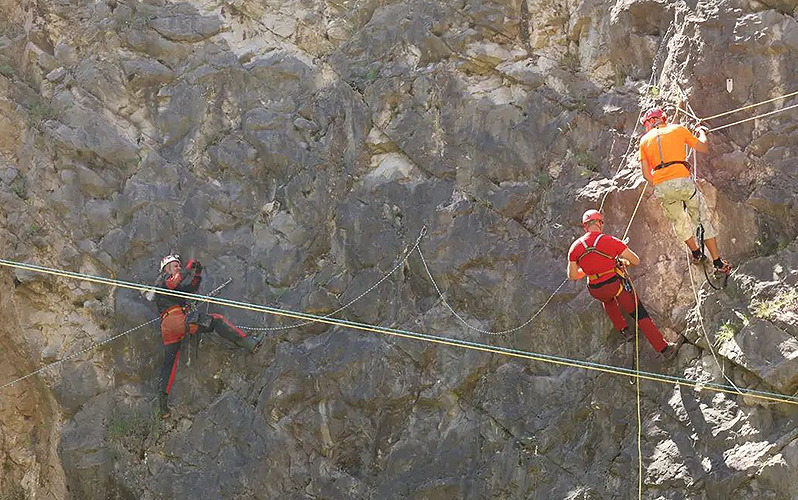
680, 125, 701, 149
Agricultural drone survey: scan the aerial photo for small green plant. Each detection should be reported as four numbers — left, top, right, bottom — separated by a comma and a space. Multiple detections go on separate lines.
107, 408, 160, 451
572, 98, 588, 112
0, 64, 14, 77
537, 172, 552, 188
648, 86, 660, 97
713, 321, 737, 349
27, 100, 56, 128
559, 52, 580, 72
753, 289, 798, 318
364, 67, 379, 82
571, 149, 600, 173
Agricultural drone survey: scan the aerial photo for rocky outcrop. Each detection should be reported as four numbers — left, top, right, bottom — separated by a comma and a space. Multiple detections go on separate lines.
0, 0, 796, 499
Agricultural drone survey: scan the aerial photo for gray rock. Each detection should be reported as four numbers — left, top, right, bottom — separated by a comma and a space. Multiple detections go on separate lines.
149, 14, 223, 43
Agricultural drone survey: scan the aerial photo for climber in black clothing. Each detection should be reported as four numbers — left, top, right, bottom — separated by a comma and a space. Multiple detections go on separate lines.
153, 254, 263, 418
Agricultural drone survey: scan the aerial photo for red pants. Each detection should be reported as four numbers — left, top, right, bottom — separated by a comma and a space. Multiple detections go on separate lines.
587, 277, 668, 352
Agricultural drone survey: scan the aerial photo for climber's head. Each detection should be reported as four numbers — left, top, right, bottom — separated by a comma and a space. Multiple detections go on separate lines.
159, 254, 181, 275
581, 209, 604, 232
641, 107, 667, 130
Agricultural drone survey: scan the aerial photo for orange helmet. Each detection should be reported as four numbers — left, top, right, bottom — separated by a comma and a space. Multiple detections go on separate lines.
641, 107, 667, 126
581, 209, 603, 226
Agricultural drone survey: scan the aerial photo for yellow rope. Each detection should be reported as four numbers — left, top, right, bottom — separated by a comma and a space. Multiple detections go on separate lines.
1, 259, 797, 405
623, 182, 648, 241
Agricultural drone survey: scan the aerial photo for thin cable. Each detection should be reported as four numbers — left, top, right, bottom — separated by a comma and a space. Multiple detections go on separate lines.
685, 250, 744, 394
1, 258, 796, 405
599, 22, 675, 212
416, 246, 568, 336
630, 278, 643, 500
239, 226, 427, 331
0, 277, 234, 391
702, 89, 798, 121
0, 317, 160, 391
708, 102, 798, 132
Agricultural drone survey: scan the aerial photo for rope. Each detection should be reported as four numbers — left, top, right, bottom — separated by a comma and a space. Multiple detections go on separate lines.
707, 102, 798, 133
598, 22, 675, 213
1, 258, 796, 405
702, 89, 798, 121
630, 277, 643, 500
239, 226, 427, 331
417, 245, 568, 336
622, 182, 648, 241
685, 250, 744, 394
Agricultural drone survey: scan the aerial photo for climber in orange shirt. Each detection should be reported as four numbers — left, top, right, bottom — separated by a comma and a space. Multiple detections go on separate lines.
639, 108, 731, 275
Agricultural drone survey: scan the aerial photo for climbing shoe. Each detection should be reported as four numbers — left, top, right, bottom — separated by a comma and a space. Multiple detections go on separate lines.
713, 259, 731, 276
236, 331, 265, 354
158, 392, 171, 419
691, 251, 707, 266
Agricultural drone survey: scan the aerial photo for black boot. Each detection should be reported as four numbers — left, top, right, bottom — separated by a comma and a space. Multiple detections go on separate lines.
158, 392, 170, 419
236, 331, 265, 353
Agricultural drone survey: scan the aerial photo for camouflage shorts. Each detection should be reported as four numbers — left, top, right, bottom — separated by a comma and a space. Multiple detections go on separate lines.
653, 177, 716, 242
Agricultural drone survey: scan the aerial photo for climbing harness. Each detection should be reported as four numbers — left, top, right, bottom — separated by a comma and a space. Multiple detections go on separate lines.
185, 278, 232, 366
653, 160, 691, 171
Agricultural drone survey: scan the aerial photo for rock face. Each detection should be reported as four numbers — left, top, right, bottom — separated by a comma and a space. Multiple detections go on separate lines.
0, 0, 796, 499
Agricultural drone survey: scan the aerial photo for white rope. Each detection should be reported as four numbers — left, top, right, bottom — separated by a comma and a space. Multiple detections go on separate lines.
685, 250, 744, 394
239, 226, 427, 331
702, 89, 798, 121
1, 277, 233, 391
708, 102, 798, 132
416, 245, 567, 336
599, 22, 675, 212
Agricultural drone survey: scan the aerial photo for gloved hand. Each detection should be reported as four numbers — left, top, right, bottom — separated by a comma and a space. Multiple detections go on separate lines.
186, 259, 202, 271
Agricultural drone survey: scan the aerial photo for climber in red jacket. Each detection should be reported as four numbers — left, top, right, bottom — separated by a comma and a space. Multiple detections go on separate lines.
567, 210, 678, 359
154, 254, 264, 418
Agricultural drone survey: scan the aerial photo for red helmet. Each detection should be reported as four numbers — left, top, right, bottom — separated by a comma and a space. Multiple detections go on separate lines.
581, 209, 603, 226
641, 107, 667, 125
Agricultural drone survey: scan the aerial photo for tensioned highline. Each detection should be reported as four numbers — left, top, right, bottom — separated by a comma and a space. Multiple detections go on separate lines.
0, 257, 796, 406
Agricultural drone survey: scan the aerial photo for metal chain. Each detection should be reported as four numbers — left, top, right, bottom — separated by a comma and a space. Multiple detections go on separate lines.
417, 245, 567, 336
239, 226, 427, 331
0, 317, 160, 391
